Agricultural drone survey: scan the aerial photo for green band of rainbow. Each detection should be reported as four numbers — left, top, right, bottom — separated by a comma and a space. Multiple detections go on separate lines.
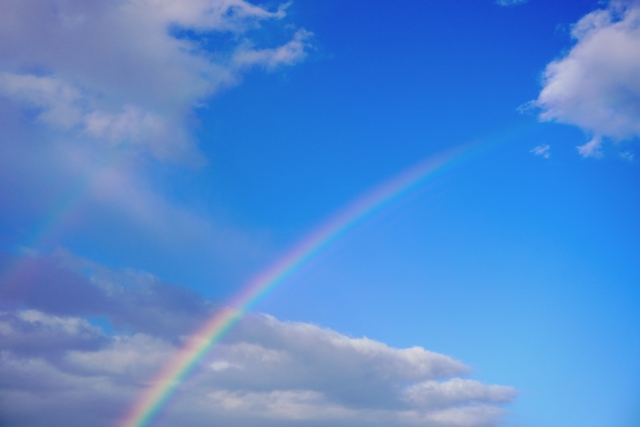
117, 140, 487, 427
0, 124, 531, 427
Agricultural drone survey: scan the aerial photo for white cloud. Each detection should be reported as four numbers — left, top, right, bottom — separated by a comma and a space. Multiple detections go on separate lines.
0, 0, 311, 162
0, 0, 301, 279
495, 0, 529, 7
403, 378, 516, 409
0, 73, 196, 161
415, 405, 510, 427
0, 310, 516, 427
233, 29, 312, 70
0, 255, 517, 427
577, 135, 604, 159
530, 144, 550, 158
530, 1, 640, 157
0, 250, 217, 340
620, 150, 635, 160
0, 73, 84, 129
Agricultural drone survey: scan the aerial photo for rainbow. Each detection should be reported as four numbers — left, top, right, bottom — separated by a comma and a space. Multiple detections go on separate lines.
118, 139, 492, 427
0, 122, 530, 427
0, 154, 121, 289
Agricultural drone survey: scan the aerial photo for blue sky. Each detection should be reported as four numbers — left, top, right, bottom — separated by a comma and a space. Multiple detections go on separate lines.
0, 1, 639, 426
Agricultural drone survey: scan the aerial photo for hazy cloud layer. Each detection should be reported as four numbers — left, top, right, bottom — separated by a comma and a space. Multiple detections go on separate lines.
0, 252, 517, 427
531, 0, 640, 157
0, 0, 302, 284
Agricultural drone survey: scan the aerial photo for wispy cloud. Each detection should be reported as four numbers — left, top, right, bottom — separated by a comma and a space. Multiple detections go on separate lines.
530, 144, 551, 158
620, 150, 635, 160
529, 0, 640, 157
0, 252, 517, 427
577, 136, 603, 159
495, 0, 529, 7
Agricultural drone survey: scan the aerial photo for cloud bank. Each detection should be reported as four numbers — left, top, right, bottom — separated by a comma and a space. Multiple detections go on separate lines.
530, 0, 640, 157
0, 0, 310, 162
0, 252, 517, 427
0, 0, 306, 283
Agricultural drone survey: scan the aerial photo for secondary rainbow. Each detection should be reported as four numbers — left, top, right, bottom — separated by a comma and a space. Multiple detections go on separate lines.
118, 140, 486, 427
0, 153, 123, 293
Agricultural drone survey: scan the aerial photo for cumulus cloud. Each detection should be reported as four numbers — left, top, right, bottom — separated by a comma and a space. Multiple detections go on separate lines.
0, 0, 310, 162
0, 250, 216, 340
0, 6, 518, 424
0, 252, 517, 427
0, 0, 298, 281
530, 0, 640, 157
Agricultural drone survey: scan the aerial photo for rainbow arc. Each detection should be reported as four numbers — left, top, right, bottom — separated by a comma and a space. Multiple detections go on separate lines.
119, 141, 482, 427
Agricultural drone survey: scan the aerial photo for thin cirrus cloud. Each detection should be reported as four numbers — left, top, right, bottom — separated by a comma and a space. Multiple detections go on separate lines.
530, 0, 640, 158
0, 251, 517, 427
530, 144, 550, 158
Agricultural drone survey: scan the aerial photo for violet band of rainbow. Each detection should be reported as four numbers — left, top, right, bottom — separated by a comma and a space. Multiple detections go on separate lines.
118, 143, 476, 427
119, 123, 534, 427
0, 151, 124, 288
